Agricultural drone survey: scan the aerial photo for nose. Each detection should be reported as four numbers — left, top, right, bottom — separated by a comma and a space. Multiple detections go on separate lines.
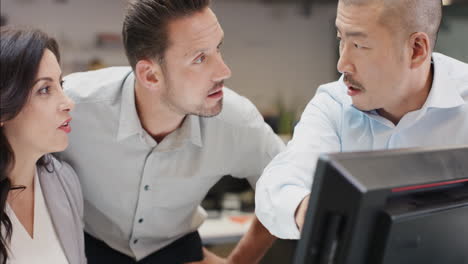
59, 93, 75, 113
337, 45, 355, 75
213, 56, 232, 82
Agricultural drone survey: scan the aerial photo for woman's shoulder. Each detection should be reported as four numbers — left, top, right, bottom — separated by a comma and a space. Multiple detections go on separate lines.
39, 154, 82, 202
47, 155, 78, 179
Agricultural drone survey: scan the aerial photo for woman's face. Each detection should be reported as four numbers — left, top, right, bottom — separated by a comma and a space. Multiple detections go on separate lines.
3, 49, 74, 158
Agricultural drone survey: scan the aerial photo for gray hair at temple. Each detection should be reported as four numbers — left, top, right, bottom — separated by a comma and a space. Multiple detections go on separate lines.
339, 0, 443, 50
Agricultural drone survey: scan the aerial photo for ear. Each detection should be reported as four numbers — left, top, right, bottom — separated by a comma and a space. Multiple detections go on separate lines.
134, 59, 163, 92
408, 32, 431, 69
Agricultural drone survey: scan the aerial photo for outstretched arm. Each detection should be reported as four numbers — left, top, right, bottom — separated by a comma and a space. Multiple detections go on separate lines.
226, 216, 276, 264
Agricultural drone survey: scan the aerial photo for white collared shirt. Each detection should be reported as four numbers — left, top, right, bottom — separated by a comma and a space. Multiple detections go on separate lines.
255, 53, 468, 239
61, 67, 285, 260
6, 169, 69, 264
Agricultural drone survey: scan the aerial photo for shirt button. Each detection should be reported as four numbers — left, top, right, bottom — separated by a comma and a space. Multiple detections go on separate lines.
144, 185, 149, 191
133, 239, 138, 244
138, 218, 144, 223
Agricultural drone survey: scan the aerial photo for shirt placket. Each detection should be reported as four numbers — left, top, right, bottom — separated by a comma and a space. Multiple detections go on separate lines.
129, 133, 157, 259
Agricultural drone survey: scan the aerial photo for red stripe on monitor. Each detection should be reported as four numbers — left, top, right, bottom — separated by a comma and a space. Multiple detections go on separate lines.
392, 179, 468, 193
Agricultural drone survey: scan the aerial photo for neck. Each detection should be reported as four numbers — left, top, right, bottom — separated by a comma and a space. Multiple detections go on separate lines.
378, 61, 433, 125
8, 148, 39, 190
134, 81, 185, 143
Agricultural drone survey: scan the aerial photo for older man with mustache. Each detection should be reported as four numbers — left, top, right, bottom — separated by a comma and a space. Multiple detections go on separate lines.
256, 0, 468, 239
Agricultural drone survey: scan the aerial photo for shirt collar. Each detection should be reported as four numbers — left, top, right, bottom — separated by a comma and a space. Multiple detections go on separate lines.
423, 52, 465, 109
185, 115, 203, 147
157, 115, 203, 151
117, 72, 143, 141
338, 75, 353, 107
116, 72, 203, 147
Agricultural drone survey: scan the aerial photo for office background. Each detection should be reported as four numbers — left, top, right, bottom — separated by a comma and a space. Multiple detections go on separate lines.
3, 0, 466, 119
2, 0, 467, 262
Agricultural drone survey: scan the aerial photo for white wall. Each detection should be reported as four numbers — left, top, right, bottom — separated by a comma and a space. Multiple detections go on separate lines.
1, 0, 339, 114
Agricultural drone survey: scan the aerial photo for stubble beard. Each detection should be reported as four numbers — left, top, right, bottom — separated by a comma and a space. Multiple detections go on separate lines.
162, 84, 224, 118
195, 99, 223, 117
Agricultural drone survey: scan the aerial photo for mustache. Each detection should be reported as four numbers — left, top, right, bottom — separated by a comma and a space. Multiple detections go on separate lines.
212, 80, 224, 91
344, 74, 364, 90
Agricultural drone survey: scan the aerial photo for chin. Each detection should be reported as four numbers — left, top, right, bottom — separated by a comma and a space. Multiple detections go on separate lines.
50, 141, 69, 153
198, 100, 223, 117
351, 100, 373, 112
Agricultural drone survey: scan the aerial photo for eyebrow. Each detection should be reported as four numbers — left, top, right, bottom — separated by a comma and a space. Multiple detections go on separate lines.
188, 37, 225, 58
33, 74, 63, 85
335, 26, 368, 38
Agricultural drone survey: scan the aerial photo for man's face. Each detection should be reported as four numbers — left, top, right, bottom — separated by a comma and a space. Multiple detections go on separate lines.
159, 8, 231, 117
336, 2, 410, 112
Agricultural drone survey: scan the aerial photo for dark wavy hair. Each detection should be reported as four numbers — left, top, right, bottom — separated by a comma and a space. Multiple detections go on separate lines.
0, 26, 60, 264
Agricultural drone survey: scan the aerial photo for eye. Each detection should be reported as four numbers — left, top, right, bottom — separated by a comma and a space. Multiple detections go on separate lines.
354, 43, 363, 49
38, 86, 50, 95
194, 55, 206, 64
60, 80, 65, 89
337, 36, 344, 46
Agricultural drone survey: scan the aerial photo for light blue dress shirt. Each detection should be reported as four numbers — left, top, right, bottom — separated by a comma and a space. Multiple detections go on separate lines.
255, 53, 468, 239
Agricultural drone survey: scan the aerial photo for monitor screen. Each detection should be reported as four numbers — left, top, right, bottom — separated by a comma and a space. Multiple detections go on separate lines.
293, 146, 468, 264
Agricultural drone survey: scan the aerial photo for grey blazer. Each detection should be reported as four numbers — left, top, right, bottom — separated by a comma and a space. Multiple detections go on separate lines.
39, 155, 86, 264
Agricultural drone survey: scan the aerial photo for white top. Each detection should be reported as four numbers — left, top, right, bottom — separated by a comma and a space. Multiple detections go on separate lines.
255, 53, 468, 239
6, 170, 69, 264
61, 67, 285, 260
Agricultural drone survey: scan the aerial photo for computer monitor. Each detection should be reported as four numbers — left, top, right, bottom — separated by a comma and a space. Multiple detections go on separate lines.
294, 146, 468, 264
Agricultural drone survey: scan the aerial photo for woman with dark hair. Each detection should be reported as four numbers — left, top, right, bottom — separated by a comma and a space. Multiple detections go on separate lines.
0, 26, 86, 264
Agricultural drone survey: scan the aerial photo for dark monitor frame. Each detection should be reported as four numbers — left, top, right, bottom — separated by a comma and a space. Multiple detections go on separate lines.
293, 146, 468, 264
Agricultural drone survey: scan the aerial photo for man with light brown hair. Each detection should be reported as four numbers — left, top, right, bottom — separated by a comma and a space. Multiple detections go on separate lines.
61, 0, 283, 263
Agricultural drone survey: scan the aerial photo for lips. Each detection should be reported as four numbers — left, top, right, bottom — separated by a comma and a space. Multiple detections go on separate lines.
344, 80, 364, 97
58, 118, 72, 133
347, 86, 362, 96
207, 83, 224, 99
208, 87, 222, 96
343, 74, 365, 96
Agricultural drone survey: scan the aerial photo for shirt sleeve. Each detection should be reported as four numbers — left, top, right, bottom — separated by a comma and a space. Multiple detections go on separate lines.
244, 122, 285, 189
255, 91, 342, 239
228, 94, 286, 188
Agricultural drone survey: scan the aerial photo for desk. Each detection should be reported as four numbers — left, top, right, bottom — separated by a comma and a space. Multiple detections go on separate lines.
199, 211, 254, 245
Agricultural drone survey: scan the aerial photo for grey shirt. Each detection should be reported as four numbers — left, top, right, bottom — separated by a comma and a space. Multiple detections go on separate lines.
61, 67, 284, 260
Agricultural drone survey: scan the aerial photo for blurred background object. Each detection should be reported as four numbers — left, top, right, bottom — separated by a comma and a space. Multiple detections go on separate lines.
0, 14, 7, 26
